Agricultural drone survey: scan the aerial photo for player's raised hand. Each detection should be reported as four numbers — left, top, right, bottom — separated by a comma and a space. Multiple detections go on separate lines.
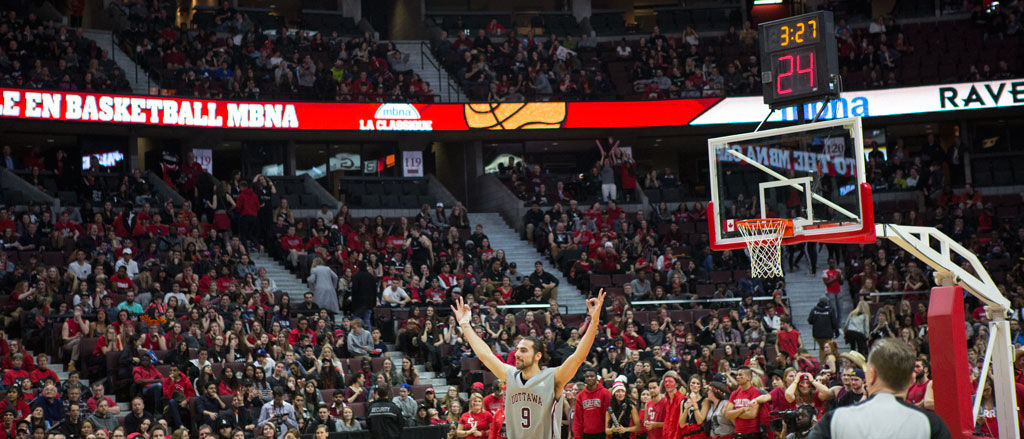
586, 289, 606, 319
451, 296, 471, 325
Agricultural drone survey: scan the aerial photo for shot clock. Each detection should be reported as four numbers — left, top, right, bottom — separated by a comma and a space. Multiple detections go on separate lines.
758, 11, 840, 110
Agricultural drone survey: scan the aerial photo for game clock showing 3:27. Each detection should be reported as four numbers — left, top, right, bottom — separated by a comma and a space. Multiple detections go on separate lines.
759, 11, 840, 110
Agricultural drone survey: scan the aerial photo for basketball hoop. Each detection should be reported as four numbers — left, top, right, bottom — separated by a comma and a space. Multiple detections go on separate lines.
736, 218, 793, 278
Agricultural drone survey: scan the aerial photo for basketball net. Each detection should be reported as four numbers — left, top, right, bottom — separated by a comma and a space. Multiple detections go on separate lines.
737, 219, 791, 278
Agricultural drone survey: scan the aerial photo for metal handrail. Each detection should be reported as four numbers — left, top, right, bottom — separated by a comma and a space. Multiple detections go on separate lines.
497, 304, 570, 314
863, 290, 930, 297
631, 295, 784, 306
419, 40, 461, 103
107, 19, 152, 94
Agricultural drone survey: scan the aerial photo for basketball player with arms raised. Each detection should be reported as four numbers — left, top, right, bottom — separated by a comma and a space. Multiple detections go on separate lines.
452, 290, 606, 439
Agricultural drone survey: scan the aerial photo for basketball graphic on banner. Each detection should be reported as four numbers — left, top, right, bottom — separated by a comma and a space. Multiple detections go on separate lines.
463, 102, 567, 130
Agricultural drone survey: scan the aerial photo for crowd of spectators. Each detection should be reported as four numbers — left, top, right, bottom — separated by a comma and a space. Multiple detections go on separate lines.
0, 9, 132, 93
0, 144, 1023, 437
432, 28, 610, 102
432, 3, 1023, 102
112, 1, 435, 102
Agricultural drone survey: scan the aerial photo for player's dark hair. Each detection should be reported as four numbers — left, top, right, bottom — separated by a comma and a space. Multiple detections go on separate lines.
522, 336, 548, 365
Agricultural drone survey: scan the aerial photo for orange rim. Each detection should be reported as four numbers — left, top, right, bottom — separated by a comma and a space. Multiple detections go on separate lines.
736, 218, 795, 238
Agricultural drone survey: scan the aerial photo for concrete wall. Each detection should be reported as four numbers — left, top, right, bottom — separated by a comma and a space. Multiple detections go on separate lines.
472, 173, 528, 233
143, 171, 185, 204
0, 168, 57, 209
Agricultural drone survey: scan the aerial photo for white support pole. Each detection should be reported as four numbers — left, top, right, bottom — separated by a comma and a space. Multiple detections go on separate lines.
726, 149, 859, 220
989, 317, 1019, 439
973, 323, 997, 422
876, 223, 1018, 439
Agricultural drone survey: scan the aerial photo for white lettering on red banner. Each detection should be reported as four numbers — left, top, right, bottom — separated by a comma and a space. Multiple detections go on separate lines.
0, 90, 299, 128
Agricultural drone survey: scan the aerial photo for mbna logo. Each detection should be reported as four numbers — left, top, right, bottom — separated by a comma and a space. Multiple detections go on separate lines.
374, 103, 421, 119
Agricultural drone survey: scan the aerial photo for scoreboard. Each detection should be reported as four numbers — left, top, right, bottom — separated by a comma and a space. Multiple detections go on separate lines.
758, 11, 840, 110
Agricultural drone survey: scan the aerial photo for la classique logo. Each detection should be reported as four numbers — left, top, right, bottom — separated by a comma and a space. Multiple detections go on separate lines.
359, 103, 433, 131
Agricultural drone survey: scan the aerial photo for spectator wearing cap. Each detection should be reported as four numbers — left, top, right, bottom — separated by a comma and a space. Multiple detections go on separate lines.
214, 418, 233, 439
806, 339, 950, 439
392, 384, 417, 418
482, 381, 504, 414
115, 248, 139, 278
421, 387, 440, 412
829, 368, 867, 408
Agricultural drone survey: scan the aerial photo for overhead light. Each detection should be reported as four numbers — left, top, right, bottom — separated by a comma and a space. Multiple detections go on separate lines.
753, 0, 782, 4
552, 142, 559, 146
655, 138, 662, 142
46, 138, 54, 143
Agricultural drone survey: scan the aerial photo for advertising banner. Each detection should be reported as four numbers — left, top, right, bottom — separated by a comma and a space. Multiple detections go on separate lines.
0, 78, 1020, 131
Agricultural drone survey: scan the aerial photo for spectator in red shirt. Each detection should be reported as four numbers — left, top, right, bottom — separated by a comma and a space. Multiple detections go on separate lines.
1, 354, 29, 388
86, 381, 119, 415
0, 387, 30, 420
481, 382, 504, 414
288, 318, 317, 346
660, 373, 685, 439
486, 19, 506, 35
423, 278, 447, 305
109, 265, 135, 293
61, 306, 87, 372
28, 354, 57, 386
132, 354, 164, 410
161, 363, 196, 429
725, 367, 764, 435
517, 311, 543, 336
458, 393, 493, 438
621, 323, 647, 353
572, 369, 610, 439
280, 226, 306, 270
776, 316, 802, 358
235, 180, 259, 247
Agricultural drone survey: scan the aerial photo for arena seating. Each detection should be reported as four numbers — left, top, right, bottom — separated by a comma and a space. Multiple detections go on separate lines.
0, 10, 132, 92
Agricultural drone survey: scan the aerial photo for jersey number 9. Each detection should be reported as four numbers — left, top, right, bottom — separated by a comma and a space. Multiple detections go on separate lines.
521, 407, 531, 429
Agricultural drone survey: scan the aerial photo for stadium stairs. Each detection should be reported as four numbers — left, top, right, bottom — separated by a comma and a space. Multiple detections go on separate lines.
80, 28, 160, 95
392, 40, 467, 103
783, 248, 854, 354
468, 212, 588, 314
